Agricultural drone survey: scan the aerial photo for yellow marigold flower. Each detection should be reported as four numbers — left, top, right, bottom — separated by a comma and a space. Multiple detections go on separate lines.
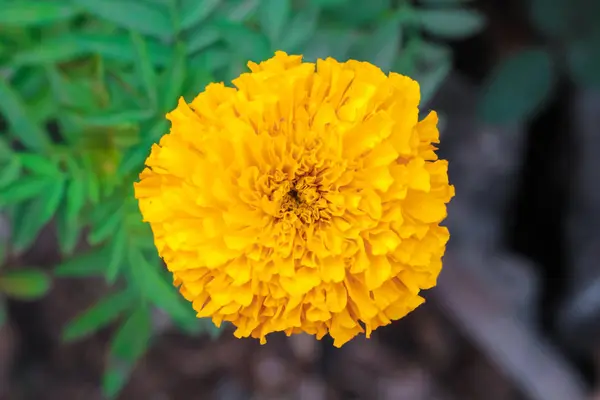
134, 51, 454, 347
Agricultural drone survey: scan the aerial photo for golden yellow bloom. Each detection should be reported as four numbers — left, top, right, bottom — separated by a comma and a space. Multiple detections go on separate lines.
134, 52, 454, 347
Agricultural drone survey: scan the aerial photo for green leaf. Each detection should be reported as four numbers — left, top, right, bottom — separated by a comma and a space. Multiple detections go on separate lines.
186, 25, 220, 54
17, 153, 62, 177
280, 7, 319, 52
479, 48, 556, 124
0, 79, 51, 152
259, 0, 291, 46
88, 202, 124, 245
131, 32, 158, 109
160, 43, 187, 112
0, 269, 51, 300
82, 162, 101, 205
39, 178, 66, 223
74, 0, 174, 40
0, 1, 81, 27
352, 15, 402, 72
0, 300, 6, 328
303, 28, 357, 62
79, 109, 155, 126
413, 41, 453, 104
11, 178, 65, 251
103, 305, 152, 399
421, 0, 474, 3
528, 0, 571, 38
15, 34, 172, 67
65, 160, 86, 224
55, 203, 81, 256
310, 0, 348, 7
106, 228, 127, 282
62, 290, 137, 342
418, 8, 485, 39
118, 119, 168, 175
224, 0, 260, 22
216, 19, 271, 62
180, 0, 222, 30
54, 246, 110, 277
419, 57, 452, 105
0, 158, 21, 189
0, 177, 52, 206
11, 40, 87, 67
0, 138, 12, 160
332, 0, 390, 26
127, 248, 191, 321
566, 33, 600, 88
65, 177, 85, 223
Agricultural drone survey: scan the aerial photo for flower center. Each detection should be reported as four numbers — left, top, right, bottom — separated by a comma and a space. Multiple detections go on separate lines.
276, 177, 331, 227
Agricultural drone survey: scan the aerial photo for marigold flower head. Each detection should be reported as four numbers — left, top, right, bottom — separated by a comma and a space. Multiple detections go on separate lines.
134, 51, 454, 347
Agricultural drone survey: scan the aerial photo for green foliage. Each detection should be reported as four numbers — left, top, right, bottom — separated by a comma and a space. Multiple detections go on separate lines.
480, 48, 556, 125
0, 269, 52, 300
479, 0, 600, 124
0, 0, 485, 398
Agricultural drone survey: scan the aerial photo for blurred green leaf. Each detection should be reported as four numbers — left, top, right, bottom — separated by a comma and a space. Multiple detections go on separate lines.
76, 34, 173, 66
74, 0, 174, 40
303, 28, 357, 62
180, 0, 221, 30
89, 204, 124, 245
352, 15, 402, 71
224, 0, 260, 22
189, 47, 229, 75
11, 39, 87, 67
310, 0, 348, 7
118, 119, 168, 175
479, 48, 556, 124
84, 169, 101, 205
106, 228, 127, 282
0, 139, 12, 160
186, 25, 220, 54
259, 0, 291, 46
0, 177, 53, 206
419, 57, 451, 105
65, 178, 86, 223
160, 43, 187, 111
418, 8, 485, 39
64, 158, 86, 224
131, 32, 158, 109
332, 0, 390, 26
0, 78, 51, 152
0, 1, 81, 27
39, 177, 66, 223
0, 269, 51, 300
79, 109, 154, 126
566, 33, 600, 88
17, 153, 62, 177
529, 0, 571, 38
54, 246, 110, 277
280, 7, 319, 52
421, 0, 474, 3
216, 19, 271, 62
46, 67, 99, 112
55, 203, 81, 256
12, 178, 65, 251
413, 41, 452, 104
0, 301, 6, 328
63, 289, 136, 342
103, 305, 152, 399
0, 158, 21, 188
130, 252, 191, 321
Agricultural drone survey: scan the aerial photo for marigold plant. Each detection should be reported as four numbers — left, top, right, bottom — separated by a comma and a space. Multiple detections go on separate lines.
134, 51, 454, 347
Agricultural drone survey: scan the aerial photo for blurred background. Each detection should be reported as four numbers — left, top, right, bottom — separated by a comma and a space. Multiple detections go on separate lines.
1, 0, 600, 399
